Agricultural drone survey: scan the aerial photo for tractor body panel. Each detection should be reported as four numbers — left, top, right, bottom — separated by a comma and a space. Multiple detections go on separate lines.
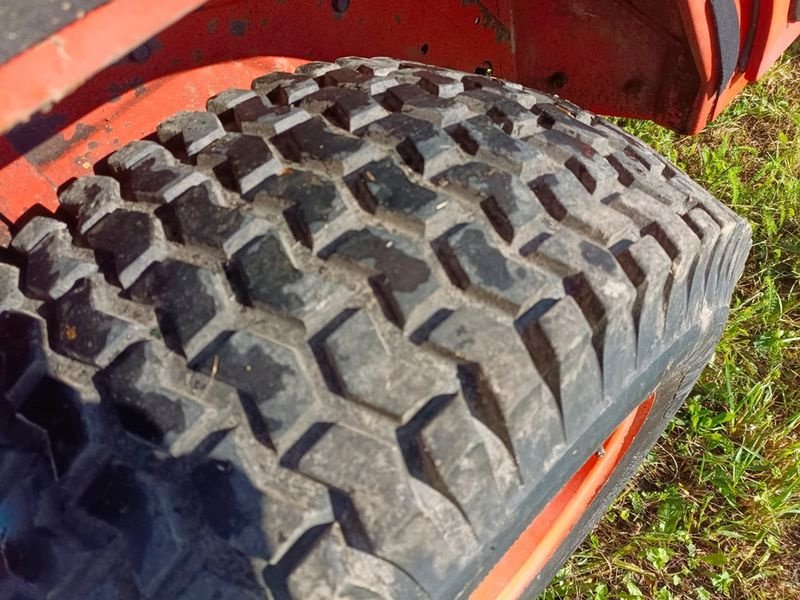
0, 0, 798, 235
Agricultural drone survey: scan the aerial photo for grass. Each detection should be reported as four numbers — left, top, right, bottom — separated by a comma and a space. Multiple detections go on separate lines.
541, 48, 800, 599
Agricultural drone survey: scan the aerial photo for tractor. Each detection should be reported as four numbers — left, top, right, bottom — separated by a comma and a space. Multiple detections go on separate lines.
0, 1, 791, 598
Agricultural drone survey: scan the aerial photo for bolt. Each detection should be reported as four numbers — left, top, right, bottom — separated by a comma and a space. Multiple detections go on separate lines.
332, 0, 349, 14
474, 61, 494, 77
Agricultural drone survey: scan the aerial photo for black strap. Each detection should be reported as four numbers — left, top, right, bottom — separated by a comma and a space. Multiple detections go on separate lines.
709, 0, 741, 93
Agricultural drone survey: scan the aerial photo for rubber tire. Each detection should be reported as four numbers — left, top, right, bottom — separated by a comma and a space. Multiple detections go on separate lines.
0, 57, 750, 600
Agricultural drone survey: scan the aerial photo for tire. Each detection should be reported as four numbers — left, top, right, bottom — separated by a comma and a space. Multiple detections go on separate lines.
0, 57, 750, 600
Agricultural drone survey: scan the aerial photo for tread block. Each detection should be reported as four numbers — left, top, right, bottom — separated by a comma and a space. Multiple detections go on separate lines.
416, 70, 465, 98
107, 140, 174, 174
345, 158, 444, 227
237, 103, 313, 138
53, 277, 147, 368
119, 154, 210, 204
191, 432, 333, 563
315, 66, 399, 95
293, 423, 468, 590
399, 394, 516, 539
356, 112, 460, 177
690, 199, 739, 297
0, 264, 23, 310
0, 524, 103, 595
382, 83, 473, 127
279, 524, 428, 600
18, 376, 88, 477
80, 464, 188, 593
606, 146, 666, 187
564, 152, 621, 198
336, 56, 400, 77
455, 88, 541, 137
461, 75, 548, 109
59, 176, 123, 235
158, 564, 265, 600
157, 111, 226, 158
0, 312, 48, 408
437, 223, 560, 311
86, 209, 167, 288
253, 168, 347, 249
271, 117, 379, 175
10, 216, 67, 254
604, 190, 701, 338
128, 259, 230, 360
295, 61, 339, 78
683, 207, 722, 314
251, 72, 320, 105
516, 296, 603, 441
230, 233, 343, 321
22, 226, 98, 301
206, 88, 259, 126
432, 162, 545, 243
158, 184, 269, 257
615, 236, 671, 367
96, 342, 205, 448
196, 133, 283, 195
194, 331, 315, 452
531, 170, 638, 246
426, 308, 564, 483
533, 104, 621, 155
315, 309, 454, 418
299, 87, 389, 132
522, 229, 637, 396
323, 227, 440, 327
449, 115, 547, 181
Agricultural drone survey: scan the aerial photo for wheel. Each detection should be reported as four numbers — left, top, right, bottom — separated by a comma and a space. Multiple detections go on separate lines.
0, 57, 750, 599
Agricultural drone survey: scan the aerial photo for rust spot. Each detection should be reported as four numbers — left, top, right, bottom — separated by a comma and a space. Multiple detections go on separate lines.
207, 18, 218, 33
16, 122, 96, 166
64, 324, 78, 341
229, 19, 247, 37
462, 0, 511, 44
134, 85, 148, 98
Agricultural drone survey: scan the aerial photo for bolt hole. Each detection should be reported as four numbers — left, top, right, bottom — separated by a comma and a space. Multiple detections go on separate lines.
547, 71, 568, 89
332, 0, 350, 14
420, 43, 429, 55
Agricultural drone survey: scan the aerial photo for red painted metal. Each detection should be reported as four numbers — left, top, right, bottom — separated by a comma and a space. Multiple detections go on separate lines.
0, 0, 512, 224
471, 393, 656, 600
0, 0, 209, 133
1, 0, 799, 226
746, 0, 800, 79
0, 56, 308, 223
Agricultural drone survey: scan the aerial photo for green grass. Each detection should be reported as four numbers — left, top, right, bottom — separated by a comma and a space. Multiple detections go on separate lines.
541, 50, 800, 600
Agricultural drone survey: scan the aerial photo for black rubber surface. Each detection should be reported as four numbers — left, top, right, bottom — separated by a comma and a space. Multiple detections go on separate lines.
0, 57, 750, 599
709, 0, 742, 92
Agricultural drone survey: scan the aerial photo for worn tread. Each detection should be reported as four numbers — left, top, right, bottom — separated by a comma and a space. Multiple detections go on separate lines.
0, 56, 750, 600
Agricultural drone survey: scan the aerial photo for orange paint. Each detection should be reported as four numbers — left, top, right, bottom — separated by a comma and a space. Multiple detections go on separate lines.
0, 0, 210, 133
0, 56, 307, 223
471, 393, 655, 600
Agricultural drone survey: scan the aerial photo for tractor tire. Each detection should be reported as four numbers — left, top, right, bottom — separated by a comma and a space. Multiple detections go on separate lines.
0, 57, 750, 600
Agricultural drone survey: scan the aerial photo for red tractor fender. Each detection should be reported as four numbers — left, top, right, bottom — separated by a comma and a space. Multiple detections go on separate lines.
0, 0, 797, 230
